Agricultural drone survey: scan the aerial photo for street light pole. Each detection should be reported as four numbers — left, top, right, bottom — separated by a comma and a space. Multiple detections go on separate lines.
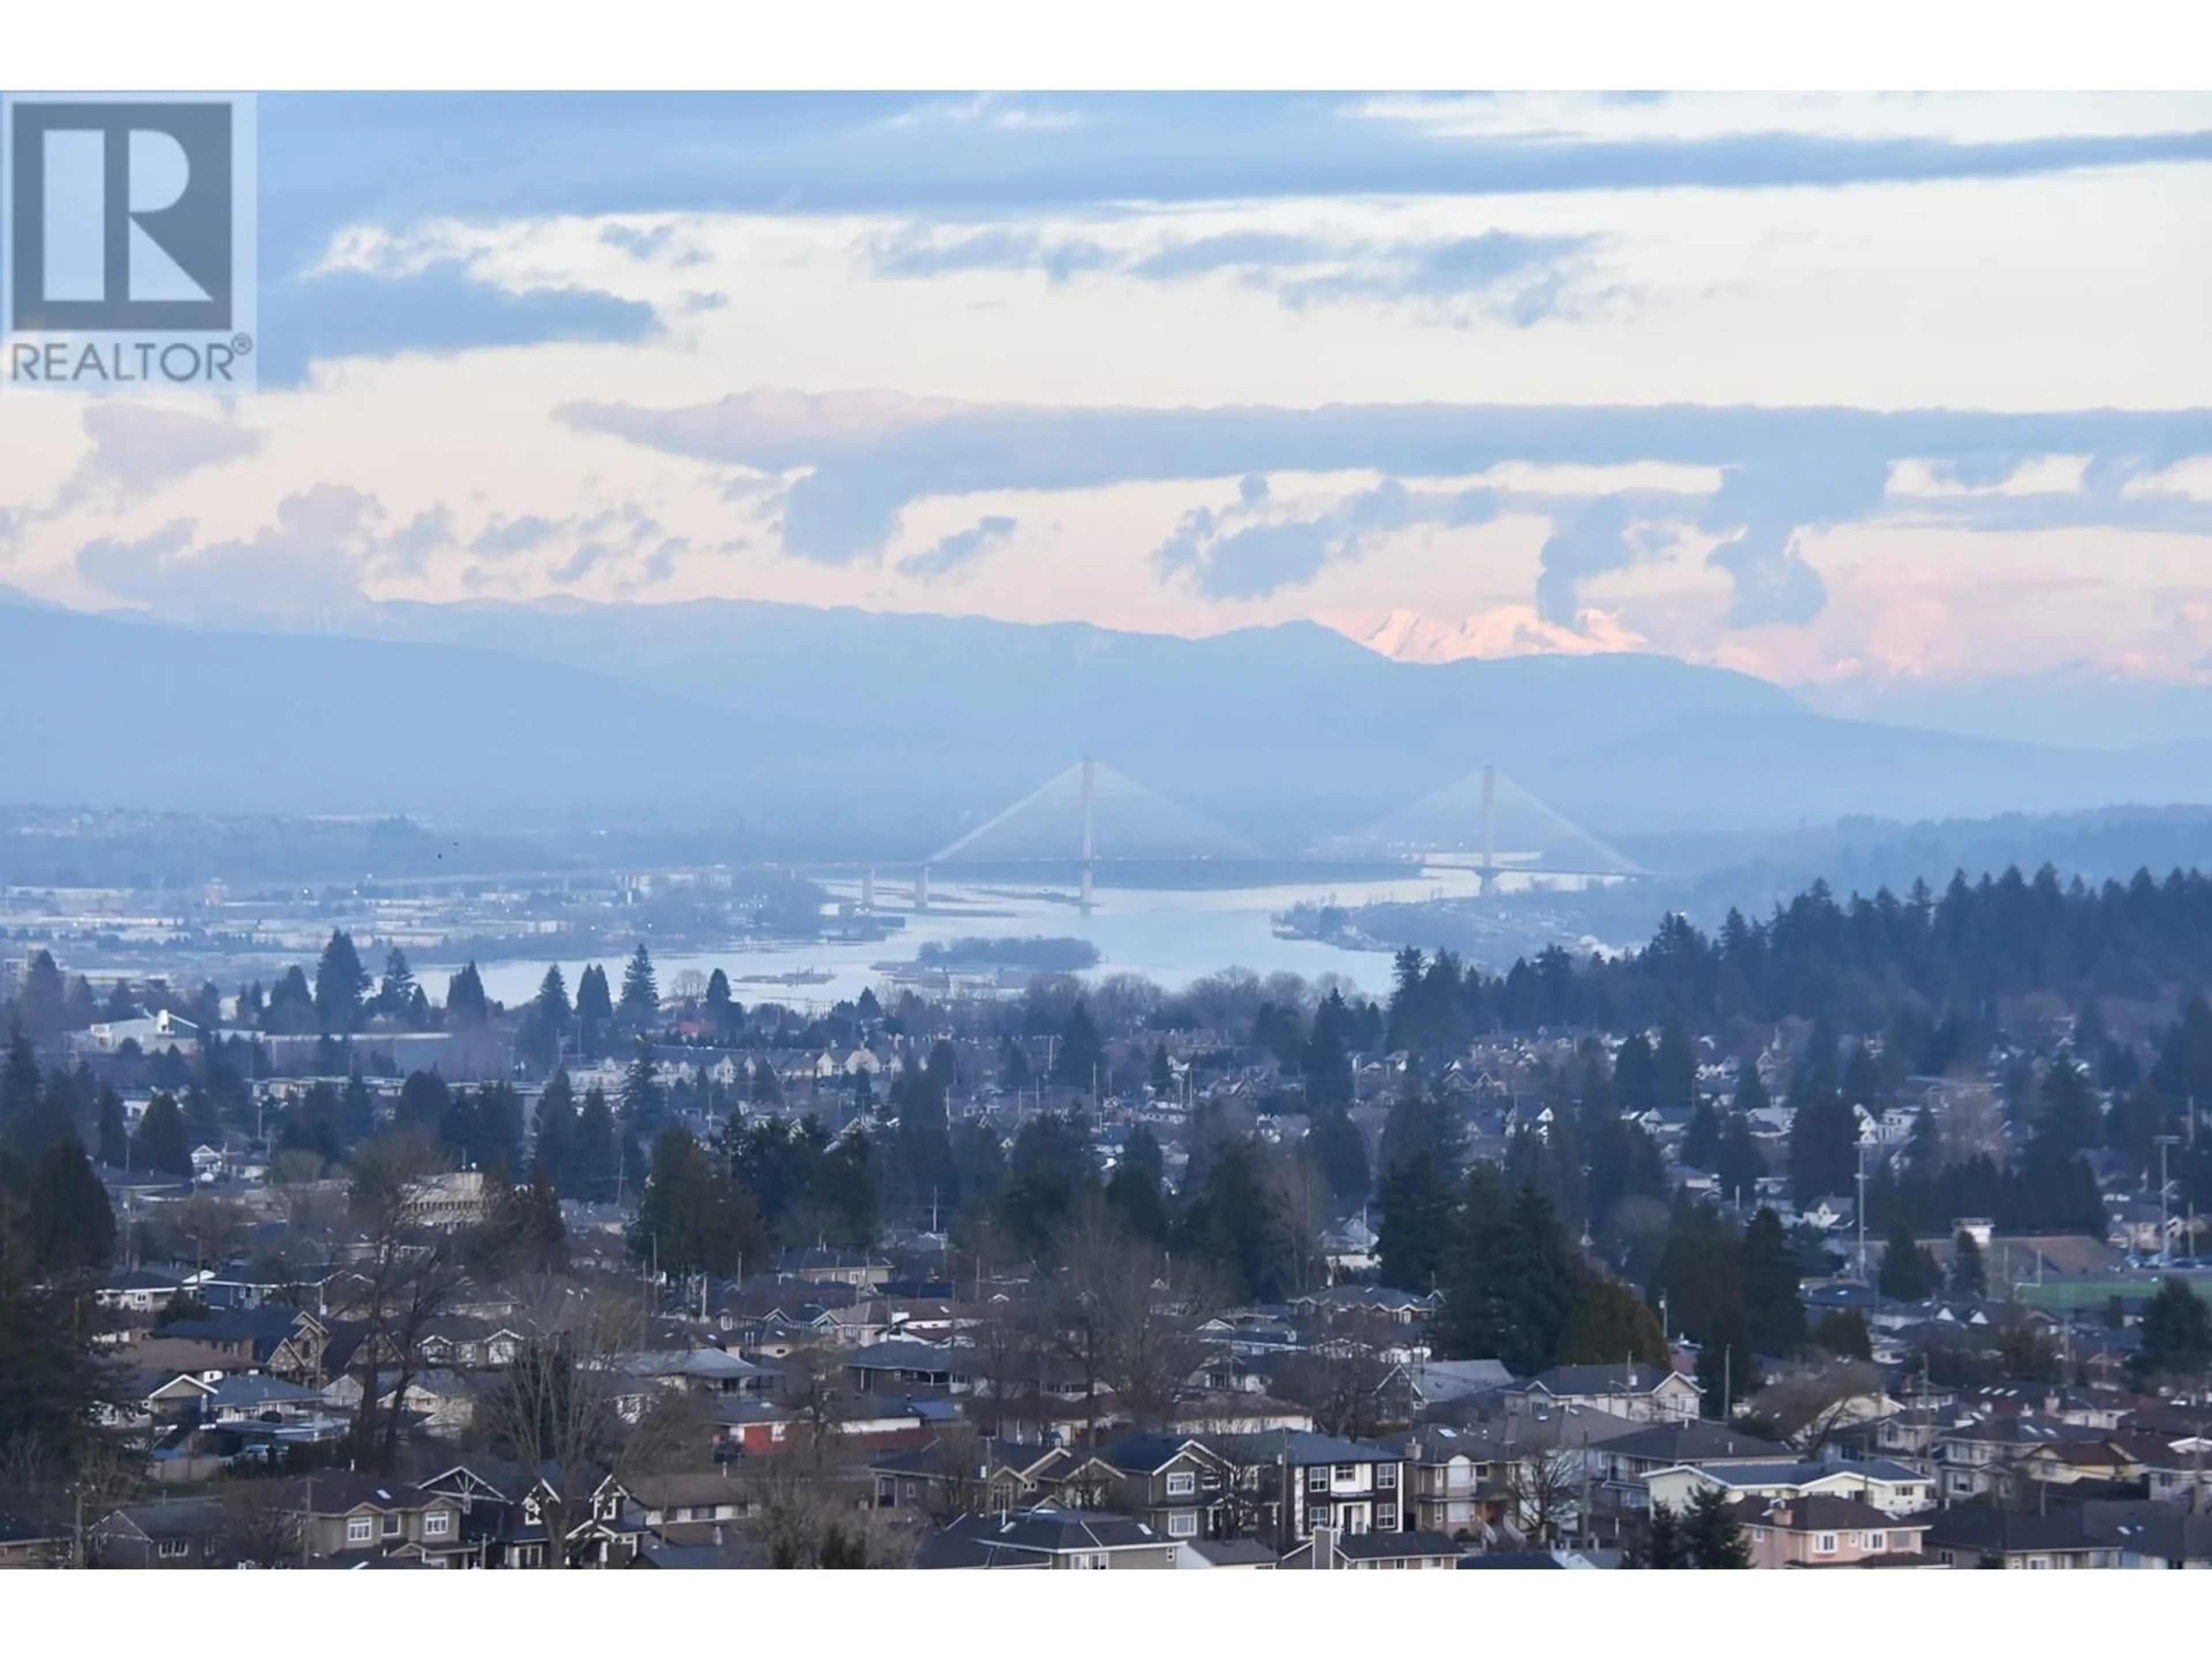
2157, 1135, 2182, 1269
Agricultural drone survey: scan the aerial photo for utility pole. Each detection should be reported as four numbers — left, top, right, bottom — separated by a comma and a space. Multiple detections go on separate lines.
2158, 1135, 2182, 1269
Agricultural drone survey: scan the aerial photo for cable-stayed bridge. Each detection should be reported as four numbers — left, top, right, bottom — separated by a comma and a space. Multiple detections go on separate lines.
1316, 763, 1648, 895
832, 757, 1645, 911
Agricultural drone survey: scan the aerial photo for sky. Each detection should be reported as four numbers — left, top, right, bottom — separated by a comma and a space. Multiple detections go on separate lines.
2, 90, 2210, 692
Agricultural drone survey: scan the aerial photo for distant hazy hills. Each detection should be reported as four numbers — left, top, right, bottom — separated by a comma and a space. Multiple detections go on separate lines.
4, 597, 2207, 853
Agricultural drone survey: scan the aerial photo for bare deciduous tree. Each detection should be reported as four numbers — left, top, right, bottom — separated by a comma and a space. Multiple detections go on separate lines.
345, 1130, 467, 1476
1742, 1361, 1888, 1456
472, 1274, 684, 1568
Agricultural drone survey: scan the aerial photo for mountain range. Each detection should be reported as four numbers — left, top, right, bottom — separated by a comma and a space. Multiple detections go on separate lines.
3, 597, 2207, 857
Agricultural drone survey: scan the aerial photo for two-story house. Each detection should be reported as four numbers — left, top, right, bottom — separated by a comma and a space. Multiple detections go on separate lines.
1584, 1419, 1793, 1512
1643, 1457, 1934, 1518
89, 1497, 229, 1569
1728, 1494, 1937, 1568
1062, 1434, 1239, 1543
1209, 1430, 1406, 1550
914, 1506, 1180, 1569
273, 1473, 472, 1566
1503, 1362, 1702, 1423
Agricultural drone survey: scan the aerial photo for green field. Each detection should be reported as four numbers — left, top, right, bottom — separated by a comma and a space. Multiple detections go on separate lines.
2011, 1271, 2212, 1312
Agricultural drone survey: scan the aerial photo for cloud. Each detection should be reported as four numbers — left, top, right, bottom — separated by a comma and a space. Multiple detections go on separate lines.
377, 506, 456, 575
252, 96, 2212, 260
256, 260, 660, 389
563, 391, 2212, 623
870, 227, 1113, 283
472, 514, 562, 556
68, 404, 263, 501
1153, 479, 1430, 600
77, 486, 383, 615
550, 541, 615, 584
1277, 231, 1604, 323
899, 514, 1016, 582
868, 222, 1611, 324
1536, 496, 1640, 626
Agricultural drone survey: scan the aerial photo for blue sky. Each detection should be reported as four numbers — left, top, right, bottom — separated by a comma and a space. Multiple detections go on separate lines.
3, 90, 2210, 690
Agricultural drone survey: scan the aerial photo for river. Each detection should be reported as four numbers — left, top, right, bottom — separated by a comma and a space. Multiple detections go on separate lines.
464, 871, 1506, 1010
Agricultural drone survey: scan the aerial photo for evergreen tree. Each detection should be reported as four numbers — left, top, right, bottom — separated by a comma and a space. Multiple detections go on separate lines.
27, 1135, 116, 1277
444, 963, 490, 1028
1307, 1108, 1370, 1212
1714, 1113, 1765, 1207
94, 1087, 128, 1168
704, 968, 737, 1039
1053, 1002, 1104, 1094
377, 946, 418, 1020
467, 1159, 569, 1280
1554, 1271, 1668, 1367
1741, 1206, 1808, 1356
620, 1040, 665, 1137
1695, 1309, 1760, 1419
313, 930, 371, 1033
1788, 1095, 1862, 1205
1877, 1219, 1942, 1302
1950, 1229, 1988, 1298
1811, 1308, 1873, 1361
618, 944, 659, 1027
1680, 1097, 1722, 1173
2036, 1054, 2103, 1160
573, 1088, 620, 1205
264, 965, 317, 1035
2133, 1277, 2212, 1387
1681, 1484, 1752, 1567
997, 1113, 1095, 1251
1640, 1502, 1688, 1568
533, 1070, 578, 1192
575, 964, 616, 1057
813, 1130, 881, 1249
1376, 1149, 1453, 1293
132, 1093, 192, 1176
1104, 1125, 1168, 1241
632, 1129, 769, 1277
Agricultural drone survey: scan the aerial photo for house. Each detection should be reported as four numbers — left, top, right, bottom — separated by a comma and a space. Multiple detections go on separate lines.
1931, 1415, 2118, 1503
608, 1471, 750, 1547
96, 1267, 185, 1314
1062, 1435, 1240, 1543
416, 1461, 616, 1569
1176, 1537, 1278, 1568
844, 1338, 975, 1395
1642, 1457, 1934, 1518
913, 1506, 1179, 1569
90, 1497, 229, 1569
204, 1373, 325, 1426
0, 1514, 66, 1569
775, 1248, 893, 1290
1586, 1419, 1793, 1510
1282, 1524, 1463, 1569
271, 1473, 472, 1566
1207, 1430, 1407, 1548
1923, 1506, 2121, 1570
1728, 1494, 1936, 1568
1402, 1357, 1515, 1411
1376, 1428, 1497, 1538
1503, 1362, 1702, 1423
868, 1440, 1059, 1518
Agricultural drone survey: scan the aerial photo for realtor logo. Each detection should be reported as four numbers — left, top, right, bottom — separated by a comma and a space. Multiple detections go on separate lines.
3, 93, 257, 392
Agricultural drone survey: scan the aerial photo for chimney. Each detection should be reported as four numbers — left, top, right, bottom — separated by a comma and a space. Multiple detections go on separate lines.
1310, 1523, 1338, 1569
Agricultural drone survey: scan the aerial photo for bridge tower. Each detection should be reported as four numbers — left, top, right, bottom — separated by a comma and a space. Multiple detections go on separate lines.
1479, 764, 1498, 899
861, 868, 876, 913
916, 865, 930, 912
1079, 755, 1096, 911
